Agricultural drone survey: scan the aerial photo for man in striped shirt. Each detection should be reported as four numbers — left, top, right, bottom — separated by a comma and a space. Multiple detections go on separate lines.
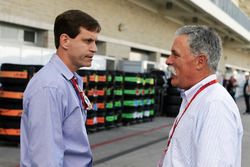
159, 25, 243, 167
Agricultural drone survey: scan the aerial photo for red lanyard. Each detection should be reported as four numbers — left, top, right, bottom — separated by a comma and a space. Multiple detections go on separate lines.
158, 79, 217, 167
71, 77, 92, 110
165, 79, 217, 151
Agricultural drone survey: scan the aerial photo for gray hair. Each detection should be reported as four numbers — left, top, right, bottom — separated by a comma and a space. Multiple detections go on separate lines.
175, 25, 222, 72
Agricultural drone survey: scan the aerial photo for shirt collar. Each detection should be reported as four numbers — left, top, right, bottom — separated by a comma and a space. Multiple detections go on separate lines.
50, 54, 77, 81
181, 74, 217, 102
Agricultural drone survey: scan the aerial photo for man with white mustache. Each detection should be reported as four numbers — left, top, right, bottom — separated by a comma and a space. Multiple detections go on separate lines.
158, 25, 243, 167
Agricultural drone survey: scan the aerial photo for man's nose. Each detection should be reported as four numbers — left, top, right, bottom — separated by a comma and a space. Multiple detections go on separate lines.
166, 55, 173, 65
90, 42, 97, 53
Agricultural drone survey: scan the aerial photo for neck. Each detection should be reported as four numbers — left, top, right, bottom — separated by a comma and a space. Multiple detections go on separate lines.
197, 72, 214, 83
56, 49, 77, 72
185, 71, 214, 90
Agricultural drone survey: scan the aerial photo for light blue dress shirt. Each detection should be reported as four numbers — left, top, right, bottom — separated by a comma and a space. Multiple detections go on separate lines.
20, 54, 92, 167
162, 74, 243, 167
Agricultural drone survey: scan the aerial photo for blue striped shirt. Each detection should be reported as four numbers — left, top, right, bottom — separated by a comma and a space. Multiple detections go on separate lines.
20, 54, 92, 167
162, 74, 243, 167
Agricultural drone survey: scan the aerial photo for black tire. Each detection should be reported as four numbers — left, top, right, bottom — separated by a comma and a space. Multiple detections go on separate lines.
165, 95, 182, 105
0, 89, 23, 104
165, 105, 180, 117
167, 87, 180, 96
0, 63, 35, 85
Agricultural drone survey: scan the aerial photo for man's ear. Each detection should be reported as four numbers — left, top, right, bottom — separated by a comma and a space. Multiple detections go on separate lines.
196, 54, 208, 70
60, 34, 70, 49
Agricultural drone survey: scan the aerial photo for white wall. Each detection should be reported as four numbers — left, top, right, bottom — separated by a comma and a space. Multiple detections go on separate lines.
0, 43, 55, 66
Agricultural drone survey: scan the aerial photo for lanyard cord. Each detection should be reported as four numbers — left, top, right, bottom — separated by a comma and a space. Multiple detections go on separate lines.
165, 79, 218, 153
158, 79, 218, 167
70, 77, 88, 109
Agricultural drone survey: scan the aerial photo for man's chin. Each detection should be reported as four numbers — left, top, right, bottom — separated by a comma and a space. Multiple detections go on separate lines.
83, 63, 92, 68
170, 75, 176, 81
170, 78, 177, 87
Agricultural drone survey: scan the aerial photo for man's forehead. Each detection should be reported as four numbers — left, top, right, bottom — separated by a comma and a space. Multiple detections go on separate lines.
79, 27, 98, 37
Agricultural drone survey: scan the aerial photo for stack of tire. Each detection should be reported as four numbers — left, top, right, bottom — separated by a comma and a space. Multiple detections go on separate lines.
87, 70, 106, 130
150, 70, 167, 116
0, 64, 160, 139
95, 70, 115, 129
136, 73, 144, 123
0, 63, 42, 143
164, 78, 182, 117
78, 70, 118, 131
148, 86, 156, 120
122, 72, 142, 124
105, 71, 114, 128
78, 69, 97, 132
143, 73, 155, 121
112, 71, 124, 127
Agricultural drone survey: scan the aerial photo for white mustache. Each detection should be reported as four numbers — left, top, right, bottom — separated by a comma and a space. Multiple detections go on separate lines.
168, 66, 177, 75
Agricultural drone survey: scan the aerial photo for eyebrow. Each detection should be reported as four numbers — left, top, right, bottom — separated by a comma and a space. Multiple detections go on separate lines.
171, 50, 177, 55
83, 37, 96, 42
84, 38, 95, 40
171, 49, 181, 57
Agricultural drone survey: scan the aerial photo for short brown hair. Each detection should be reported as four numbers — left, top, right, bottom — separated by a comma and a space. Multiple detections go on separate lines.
54, 9, 101, 49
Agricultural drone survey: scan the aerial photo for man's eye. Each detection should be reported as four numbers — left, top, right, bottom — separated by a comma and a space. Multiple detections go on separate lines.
171, 51, 179, 58
84, 39, 93, 44
172, 52, 180, 58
